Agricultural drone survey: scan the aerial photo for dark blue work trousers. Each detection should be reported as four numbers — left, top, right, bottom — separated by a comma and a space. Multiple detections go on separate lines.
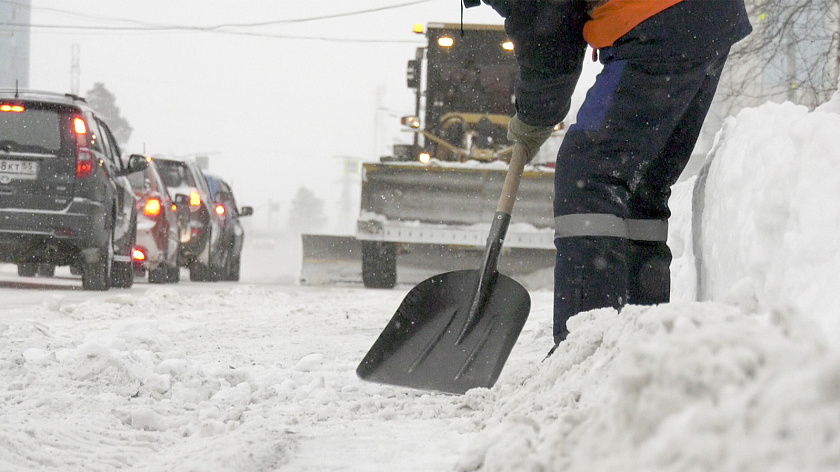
552, 51, 729, 343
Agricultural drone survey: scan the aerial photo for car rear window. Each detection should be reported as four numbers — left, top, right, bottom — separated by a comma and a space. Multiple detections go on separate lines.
0, 107, 63, 154
156, 160, 195, 188
127, 169, 148, 189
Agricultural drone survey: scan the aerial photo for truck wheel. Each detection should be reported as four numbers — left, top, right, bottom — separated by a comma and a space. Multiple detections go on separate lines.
362, 241, 397, 289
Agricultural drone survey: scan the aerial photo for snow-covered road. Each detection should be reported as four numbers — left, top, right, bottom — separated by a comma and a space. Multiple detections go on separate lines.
1, 257, 527, 470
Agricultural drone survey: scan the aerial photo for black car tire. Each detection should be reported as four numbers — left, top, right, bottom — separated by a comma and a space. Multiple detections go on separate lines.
167, 250, 181, 283
148, 263, 169, 284
189, 262, 212, 282
225, 255, 241, 282
110, 218, 135, 289
111, 260, 134, 288
17, 263, 37, 277
83, 232, 113, 291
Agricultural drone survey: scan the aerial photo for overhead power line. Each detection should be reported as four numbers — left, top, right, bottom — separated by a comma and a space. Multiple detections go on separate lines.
0, 0, 436, 43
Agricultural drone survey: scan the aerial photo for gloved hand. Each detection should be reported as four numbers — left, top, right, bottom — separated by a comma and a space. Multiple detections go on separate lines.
479, 0, 513, 17
507, 113, 554, 163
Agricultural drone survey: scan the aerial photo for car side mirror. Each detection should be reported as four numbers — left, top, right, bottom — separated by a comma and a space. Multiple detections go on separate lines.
239, 206, 254, 217
118, 154, 149, 176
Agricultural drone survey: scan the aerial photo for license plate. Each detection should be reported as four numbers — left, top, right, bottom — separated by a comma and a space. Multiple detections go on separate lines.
0, 159, 38, 180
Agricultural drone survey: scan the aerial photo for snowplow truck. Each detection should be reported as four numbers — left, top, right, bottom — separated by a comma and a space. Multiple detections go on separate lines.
300, 23, 557, 288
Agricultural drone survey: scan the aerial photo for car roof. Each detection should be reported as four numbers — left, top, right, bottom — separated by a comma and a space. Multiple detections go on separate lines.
0, 89, 89, 108
152, 155, 198, 165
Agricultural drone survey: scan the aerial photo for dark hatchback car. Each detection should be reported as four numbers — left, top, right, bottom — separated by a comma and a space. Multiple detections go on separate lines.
153, 156, 224, 281
0, 90, 147, 290
204, 173, 253, 281
127, 157, 181, 283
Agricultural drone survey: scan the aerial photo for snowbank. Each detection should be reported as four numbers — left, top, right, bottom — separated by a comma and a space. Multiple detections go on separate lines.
456, 94, 840, 471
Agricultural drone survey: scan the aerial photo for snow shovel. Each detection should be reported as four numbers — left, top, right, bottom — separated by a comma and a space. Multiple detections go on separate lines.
356, 143, 532, 394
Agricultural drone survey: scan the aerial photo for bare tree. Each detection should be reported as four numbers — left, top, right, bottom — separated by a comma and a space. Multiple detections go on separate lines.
720, 0, 840, 112
85, 83, 133, 145
287, 187, 328, 234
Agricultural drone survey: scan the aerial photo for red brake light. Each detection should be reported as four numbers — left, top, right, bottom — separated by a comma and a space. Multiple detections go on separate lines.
215, 204, 225, 216
133, 248, 146, 261
189, 191, 201, 207
144, 198, 162, 217
76, 149, 94, 178
0, 104, 24, 112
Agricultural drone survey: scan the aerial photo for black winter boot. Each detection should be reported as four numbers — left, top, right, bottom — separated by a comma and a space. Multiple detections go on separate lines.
554, 236, 628, 343
627, 240, 671, 305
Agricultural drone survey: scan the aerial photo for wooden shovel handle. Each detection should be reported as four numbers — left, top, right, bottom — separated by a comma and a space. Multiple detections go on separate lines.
497, 143, 528, 215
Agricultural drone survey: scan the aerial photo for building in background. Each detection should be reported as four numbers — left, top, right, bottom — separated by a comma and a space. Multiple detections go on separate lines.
0, 0, 31, 89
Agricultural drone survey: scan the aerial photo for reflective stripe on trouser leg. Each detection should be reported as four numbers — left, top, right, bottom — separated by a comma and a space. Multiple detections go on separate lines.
554, 214, 668, 241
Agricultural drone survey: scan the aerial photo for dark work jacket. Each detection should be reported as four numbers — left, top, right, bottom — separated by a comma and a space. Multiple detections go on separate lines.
486, 0, 752, 127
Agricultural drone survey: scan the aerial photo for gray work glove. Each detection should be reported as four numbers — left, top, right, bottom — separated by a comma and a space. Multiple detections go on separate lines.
507, 113, 554, 163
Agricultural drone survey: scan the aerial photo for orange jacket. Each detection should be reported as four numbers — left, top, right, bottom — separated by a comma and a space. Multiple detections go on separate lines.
584, 0, 685, 49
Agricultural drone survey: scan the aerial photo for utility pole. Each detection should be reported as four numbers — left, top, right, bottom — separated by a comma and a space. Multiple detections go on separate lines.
0, 0, 31, 89
71, 45, 80, 95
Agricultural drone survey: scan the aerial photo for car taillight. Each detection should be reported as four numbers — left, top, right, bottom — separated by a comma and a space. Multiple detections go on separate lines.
0, 103, 24, 112
74, 116, 94, 178
76, 148, 94, 178
144, 198, 162, 217
74, 117, 87, 134
215, 204, 226, 216
189, 190, 201, 210
133, 248, 146, 261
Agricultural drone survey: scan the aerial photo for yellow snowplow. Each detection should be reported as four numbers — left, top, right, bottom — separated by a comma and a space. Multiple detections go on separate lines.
301, 23, 558, 288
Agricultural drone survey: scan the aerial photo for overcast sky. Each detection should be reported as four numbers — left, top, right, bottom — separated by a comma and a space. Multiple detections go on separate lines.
27, 1, 594, 232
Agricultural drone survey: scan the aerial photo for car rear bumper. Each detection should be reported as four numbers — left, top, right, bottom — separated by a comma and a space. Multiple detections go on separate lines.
0, 198, 108, 263
134, 227, 165, 268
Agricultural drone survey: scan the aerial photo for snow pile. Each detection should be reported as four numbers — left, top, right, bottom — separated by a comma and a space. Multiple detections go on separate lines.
697, 101, 840, 341
456, 95, 840, 471
459, 304, 840, 471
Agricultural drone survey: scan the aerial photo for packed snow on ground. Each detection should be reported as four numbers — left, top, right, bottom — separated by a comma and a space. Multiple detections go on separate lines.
1, 93, 839, 471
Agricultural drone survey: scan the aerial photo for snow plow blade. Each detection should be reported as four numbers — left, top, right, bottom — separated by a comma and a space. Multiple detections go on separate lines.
299, 234, 363, 285
300, 234, 554, 286
359, 162, 554, 228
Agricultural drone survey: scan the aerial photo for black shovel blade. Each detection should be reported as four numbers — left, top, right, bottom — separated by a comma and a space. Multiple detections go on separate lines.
356, 269, 530, 395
